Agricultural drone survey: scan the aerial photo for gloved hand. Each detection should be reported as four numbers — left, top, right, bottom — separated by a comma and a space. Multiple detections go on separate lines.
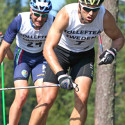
99, 48, 117, 65
56, 71, 74, 90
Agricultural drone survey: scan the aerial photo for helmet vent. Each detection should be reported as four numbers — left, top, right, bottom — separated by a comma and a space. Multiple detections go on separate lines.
40, 6, 44, 10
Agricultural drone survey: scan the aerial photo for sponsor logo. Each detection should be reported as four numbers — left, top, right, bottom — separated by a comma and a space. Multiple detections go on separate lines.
21, 70, 28, 78
90, 64, 94, 77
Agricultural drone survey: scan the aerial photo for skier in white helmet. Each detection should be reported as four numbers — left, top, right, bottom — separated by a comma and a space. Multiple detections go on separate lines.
0, 0, 54, 125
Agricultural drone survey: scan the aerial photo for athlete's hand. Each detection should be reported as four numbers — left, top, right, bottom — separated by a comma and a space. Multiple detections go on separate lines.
99, 48, 117, 65
56, 71, 74, 90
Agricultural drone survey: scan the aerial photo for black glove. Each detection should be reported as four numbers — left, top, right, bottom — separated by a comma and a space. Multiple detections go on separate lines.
56, 71, 74, 90
99, 48, 117, 65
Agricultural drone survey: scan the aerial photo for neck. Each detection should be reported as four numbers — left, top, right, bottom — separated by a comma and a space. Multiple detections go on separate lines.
78, 7, 85, 24
33, 23, 41, 30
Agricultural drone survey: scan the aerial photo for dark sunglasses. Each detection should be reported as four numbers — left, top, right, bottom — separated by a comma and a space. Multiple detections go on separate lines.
80, 3, 100, 12
32, 10, 48, 18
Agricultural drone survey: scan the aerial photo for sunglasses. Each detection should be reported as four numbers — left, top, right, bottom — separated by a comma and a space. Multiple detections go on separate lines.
80, 3, 100, 12
32, 10, 48, 18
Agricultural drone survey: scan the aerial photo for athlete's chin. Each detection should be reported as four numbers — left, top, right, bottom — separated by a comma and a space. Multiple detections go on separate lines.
35, 23, 43, 27
36, 25, 42, 27
85, 19, 93, 23
85, 17, 94, 23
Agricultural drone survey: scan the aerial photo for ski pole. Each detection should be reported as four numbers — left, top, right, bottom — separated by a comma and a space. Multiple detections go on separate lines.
0, 84, 60, 91
99, 34, 103, 53
0, 83, 79, 91
1, 62, 6, 125
0, 32, 6, 125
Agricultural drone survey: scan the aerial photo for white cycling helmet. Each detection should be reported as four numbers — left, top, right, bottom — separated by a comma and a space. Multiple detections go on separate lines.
30, 0, 52, 13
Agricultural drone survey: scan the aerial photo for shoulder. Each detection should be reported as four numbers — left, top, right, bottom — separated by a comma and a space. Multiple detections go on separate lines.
56, 7, 69, 21
103, 9, 116, 25
56, 7, 69, 26
50, 7, 70, 32
9, 14, 22, 31
18, 12, 30, 16
103, 9, 117, 32
18, 12, 30, 28
14, 14, 22, 22
99, 5, 106, 14
18, 12, 30, 19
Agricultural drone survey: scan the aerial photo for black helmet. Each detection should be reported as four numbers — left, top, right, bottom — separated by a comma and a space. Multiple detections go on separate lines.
79, 0, 104, 5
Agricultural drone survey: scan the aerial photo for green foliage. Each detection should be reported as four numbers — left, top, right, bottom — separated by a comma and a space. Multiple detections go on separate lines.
65, 0, 78, 4
47, 89, 74, 125
115, 46, 125, 125
115, 2, 125, 125
118, 3, 125, 34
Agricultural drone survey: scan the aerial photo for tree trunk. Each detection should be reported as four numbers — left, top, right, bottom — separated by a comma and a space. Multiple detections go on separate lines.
94, 0, 118, 125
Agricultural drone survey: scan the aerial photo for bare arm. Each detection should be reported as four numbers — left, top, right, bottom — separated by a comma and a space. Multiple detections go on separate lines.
0, 32, 14, 61
43, 8, 69, 74
5, 48, 14, 60
0, 40, 12, 64
103, 10, 124, 51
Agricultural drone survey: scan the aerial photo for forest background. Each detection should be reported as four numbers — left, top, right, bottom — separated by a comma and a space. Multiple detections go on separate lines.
0, 0, 125, 125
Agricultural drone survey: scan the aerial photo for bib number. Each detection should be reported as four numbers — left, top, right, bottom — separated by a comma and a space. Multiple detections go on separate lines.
27, 42, 42, 47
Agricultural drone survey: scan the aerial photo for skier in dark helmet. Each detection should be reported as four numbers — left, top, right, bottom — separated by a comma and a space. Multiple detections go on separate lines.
29, 0, 124, 125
